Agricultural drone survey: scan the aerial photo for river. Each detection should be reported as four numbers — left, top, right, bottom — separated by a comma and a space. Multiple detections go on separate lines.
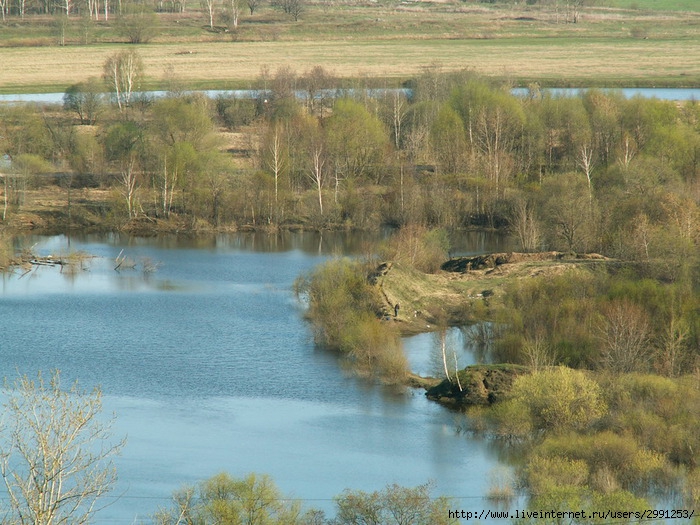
0, 231, 513, 523
2, 87, 700, 104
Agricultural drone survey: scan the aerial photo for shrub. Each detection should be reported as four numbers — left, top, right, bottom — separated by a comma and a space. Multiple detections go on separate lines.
335, 482, 454, 525
524, 456, 589, 497
379, 225, 450, 274
499, 367, 607, 436
534, 431, 668, 492
295, 258, 406, 382
601, 373, 700, 466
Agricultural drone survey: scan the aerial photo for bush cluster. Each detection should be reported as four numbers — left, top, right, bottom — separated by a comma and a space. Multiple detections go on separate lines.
295, 258, 407, 383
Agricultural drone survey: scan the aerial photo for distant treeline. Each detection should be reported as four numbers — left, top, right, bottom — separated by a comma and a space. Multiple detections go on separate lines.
1, 68, 699, 258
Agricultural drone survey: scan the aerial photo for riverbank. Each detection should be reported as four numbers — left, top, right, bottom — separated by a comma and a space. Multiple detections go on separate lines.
375, 251, 610, 336
366, 252, 614, 406
0, 184, 364, 236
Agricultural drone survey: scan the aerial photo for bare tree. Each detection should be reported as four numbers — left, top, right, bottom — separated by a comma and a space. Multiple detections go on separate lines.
656, 317, 688, 378
265, 123, 287, 219
288, 0, 302, 22
439, 327, 451, 383
160, 155, 176, 218
52, 13, 69, 47
201, 0, 216, 28
522, 333, 555, 371
276, 0, 301, 20
577, 143, 594, 203
86, 0, 99, 19
103, 49, 143, 111
246, 0, 259, 15
598, 300, 652, 373
391, 89, 408, 150
308, 142, 325, 215
58, 0, 72, 16
63, 78, 105, 125
301, 65, 332, 115
119, 155, 139, 218
2, 173, 8, 221
116, 4, 156, 43
566, 0, 584, 23
225, 0, 240, 29
511, 198, 541, 252
0, 371, 125, 525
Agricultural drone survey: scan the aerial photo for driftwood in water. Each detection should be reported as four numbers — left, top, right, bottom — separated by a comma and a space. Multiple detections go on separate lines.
8, 247, 94, 273
114, 249, 136, 271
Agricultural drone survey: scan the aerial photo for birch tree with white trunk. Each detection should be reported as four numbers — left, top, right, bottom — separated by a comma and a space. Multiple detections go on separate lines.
103, 49, 143, 112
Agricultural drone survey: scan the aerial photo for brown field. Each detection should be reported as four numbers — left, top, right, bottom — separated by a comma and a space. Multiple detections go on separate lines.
2, 38, 700, 92
1, 3, 700, 92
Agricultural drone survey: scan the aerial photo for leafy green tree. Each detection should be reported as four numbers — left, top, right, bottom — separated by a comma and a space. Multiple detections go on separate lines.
67, 130, 105, 182
63, 78, 105, 125
430, 104, 466, 175
156, 141, 199, 218
6, 153, 53, 209
536, 94, 591, 174
379, 225, 449, 274
325, 98, 390, 184
580, 89, 623, 167
334, 482, 457, 525
449, 80, 525, 195
103, 120, 145, 218
194, 149, 233, 226
147, 95, 226, 221
155, 472, 311, 525
0, 105, 53, 159
620, 96, 678, 154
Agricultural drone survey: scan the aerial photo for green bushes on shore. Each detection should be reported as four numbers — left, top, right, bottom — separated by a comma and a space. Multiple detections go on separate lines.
154, 473, 457, 525
471, 367, 700, 514
295, 258, 407, 383
492, 268, 700, 374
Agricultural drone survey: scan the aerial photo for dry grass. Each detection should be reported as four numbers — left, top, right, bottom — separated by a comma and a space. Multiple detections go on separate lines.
2, 38, 699, 92
379, 255, 607, 335
1, 3, 700, 92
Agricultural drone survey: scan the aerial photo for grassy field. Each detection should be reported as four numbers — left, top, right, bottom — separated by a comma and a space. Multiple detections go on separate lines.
1, 2, 699, 92
605, 0, 699, 10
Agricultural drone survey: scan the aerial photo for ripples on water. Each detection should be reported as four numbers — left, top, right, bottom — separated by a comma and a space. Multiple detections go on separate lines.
0, 232, 511, 522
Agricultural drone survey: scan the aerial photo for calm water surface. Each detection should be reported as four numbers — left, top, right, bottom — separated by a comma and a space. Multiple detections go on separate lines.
0, 232, 512, 523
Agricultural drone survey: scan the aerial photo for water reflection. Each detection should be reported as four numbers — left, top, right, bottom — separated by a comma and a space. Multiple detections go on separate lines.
403, 325, 494, 378
15, 229, 514, 257
32, 230, 394, 255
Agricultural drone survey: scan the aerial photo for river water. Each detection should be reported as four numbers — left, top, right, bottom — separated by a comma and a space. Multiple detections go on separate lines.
0, 231, 512, 522
3, 87, 700, 104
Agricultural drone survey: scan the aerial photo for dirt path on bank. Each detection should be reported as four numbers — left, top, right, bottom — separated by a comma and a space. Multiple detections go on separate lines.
376, 252, 610, 335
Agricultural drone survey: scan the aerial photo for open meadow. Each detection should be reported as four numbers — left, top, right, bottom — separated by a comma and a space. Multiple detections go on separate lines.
1, 1, 700, 92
